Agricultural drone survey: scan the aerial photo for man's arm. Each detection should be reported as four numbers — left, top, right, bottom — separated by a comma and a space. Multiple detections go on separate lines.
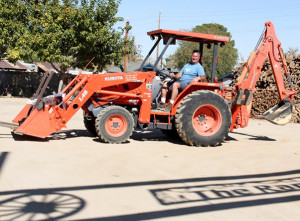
191, 74, 206, 83
190, 64, 206, 83
200, 75, 206, 82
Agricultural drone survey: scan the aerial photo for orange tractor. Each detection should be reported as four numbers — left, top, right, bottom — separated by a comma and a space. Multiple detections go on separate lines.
12, 21, 296, 146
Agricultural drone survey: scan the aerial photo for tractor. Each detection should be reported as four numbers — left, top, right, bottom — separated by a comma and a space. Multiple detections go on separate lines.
12, 21, 296, 147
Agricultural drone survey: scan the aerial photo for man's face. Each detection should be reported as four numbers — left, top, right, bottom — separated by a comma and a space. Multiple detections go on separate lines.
191, 52, 200, 64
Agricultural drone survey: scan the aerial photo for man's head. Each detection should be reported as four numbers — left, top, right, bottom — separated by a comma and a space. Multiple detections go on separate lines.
191, 50, 200, 64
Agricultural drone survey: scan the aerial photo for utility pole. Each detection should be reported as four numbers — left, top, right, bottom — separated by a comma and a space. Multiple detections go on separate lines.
124, 20, 129, 72
156, 11, 161, 62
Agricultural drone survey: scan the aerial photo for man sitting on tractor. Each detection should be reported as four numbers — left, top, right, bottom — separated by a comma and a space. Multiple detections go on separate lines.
159, 50, 206, 112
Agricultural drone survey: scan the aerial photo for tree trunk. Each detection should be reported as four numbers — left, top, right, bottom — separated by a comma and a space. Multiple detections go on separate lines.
58, 74, 65, 93
50, 63, 67, 93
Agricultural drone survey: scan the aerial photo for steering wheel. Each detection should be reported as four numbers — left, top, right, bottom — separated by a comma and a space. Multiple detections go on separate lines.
139, 64, 175, 81
156, 69, 171, 78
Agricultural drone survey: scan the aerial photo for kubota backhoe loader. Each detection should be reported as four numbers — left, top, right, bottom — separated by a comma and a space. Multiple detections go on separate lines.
11, 21, 296, 147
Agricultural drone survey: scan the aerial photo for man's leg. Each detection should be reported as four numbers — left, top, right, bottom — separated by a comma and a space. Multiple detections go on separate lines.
164, 82, 180, 112
156, 82, 169, 110
160, 81, 168, 104
170, 82, 180, 103
165, 82, 188, 112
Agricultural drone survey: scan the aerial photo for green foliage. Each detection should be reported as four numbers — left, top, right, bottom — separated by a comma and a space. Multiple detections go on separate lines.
0, 0, 27, 60
167, 23, 238, 78
74, 0, 130, 71
1, 0, 131, 74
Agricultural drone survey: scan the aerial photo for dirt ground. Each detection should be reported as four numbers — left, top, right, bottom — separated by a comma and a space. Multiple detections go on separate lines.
0, 97, 300, 221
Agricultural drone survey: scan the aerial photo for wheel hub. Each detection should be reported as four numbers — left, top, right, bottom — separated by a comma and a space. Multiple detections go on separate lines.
198, 115, 206, 124
192, 105, 222, 136
105, 115, 127, 137
112, 122, 119, 129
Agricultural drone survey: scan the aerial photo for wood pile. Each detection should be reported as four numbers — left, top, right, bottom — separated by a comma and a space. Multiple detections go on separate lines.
230, 55, 300, 123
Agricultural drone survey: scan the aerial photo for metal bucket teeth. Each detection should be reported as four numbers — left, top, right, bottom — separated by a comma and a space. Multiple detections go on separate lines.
262, 101, 293, 125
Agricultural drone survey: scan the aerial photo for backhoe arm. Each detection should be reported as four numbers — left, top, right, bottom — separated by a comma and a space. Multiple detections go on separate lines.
231, 22, 296, 130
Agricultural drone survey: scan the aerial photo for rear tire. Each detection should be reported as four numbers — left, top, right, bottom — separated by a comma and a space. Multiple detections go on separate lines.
95, 106, 134, 144
175, 90, 231, 147
83, 112, 97, 136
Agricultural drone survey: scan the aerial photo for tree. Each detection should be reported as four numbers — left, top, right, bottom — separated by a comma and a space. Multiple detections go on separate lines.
287, 47, 299, 56
166, 23, 238, 79
127, 35, 143, 62
3, 0, 133, 90
0, 0, 26, 60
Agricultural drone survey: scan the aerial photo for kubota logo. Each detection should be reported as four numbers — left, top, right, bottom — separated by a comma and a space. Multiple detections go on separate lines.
214, 36, 229, 41
105, 76, 123, 81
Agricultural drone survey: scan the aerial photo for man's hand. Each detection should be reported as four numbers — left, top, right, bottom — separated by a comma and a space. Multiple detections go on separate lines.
169, 72, 175, 78
191, 77, 200, 83
169, 72, 182, 80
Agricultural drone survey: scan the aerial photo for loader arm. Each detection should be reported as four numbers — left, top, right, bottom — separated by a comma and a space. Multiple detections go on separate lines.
14, 71, 155, 138
231, 21, 296, 131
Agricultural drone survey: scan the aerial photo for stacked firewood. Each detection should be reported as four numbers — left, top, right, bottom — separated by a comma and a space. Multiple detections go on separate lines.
230, 55, 300, 123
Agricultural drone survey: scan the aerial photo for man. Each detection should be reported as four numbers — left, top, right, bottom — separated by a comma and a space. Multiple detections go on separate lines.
159, 50, 206, 112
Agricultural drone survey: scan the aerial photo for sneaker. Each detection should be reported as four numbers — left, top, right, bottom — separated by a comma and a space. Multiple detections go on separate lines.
165, 103, 172, 112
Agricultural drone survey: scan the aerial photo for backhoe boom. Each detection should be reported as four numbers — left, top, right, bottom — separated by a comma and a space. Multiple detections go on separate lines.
231, 21, 296, 130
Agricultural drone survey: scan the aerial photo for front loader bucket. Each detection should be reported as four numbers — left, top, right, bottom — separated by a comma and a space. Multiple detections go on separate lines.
12, 72, 90, 138
261, 100, 293, 125
14, 72, 53, 125
13, 103, 32, 124
12, 71, 57, 138
14, 107, 58, 138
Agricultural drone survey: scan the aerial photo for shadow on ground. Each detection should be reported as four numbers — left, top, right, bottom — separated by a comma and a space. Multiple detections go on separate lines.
11, 130, 92, 143
1, 170, 300, 221
11, 129, 186, 145
0, 152, 9, 178
229, 131, 276, 142
10, 128, 276, 146
0, 192, 85, 221
131, 130, 186, 145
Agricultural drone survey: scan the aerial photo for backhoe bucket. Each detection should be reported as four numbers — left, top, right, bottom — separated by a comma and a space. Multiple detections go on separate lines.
261, 101, 293, 125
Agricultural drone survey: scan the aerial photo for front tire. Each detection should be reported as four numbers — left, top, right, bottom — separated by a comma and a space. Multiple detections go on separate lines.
175, 90, 231, 147
95, 106, 134, 144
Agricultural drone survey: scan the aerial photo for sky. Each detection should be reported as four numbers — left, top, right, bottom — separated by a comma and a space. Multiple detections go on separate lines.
116, 0, 300, 63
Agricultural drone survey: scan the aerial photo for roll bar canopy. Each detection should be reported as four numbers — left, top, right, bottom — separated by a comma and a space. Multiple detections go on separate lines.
140, 29, 230, 82
147, 29, 230, 44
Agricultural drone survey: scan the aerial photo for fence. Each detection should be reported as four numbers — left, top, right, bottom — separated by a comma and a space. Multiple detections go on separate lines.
0, 71, 60, 98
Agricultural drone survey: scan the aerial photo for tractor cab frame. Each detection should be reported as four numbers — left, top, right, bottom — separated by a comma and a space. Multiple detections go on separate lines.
140, 29, 230, 81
